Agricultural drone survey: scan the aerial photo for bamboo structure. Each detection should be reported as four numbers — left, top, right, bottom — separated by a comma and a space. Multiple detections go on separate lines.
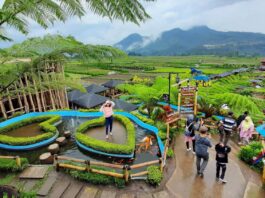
0, 155, 21, 167
54, 155, 162, 184
0, 60, 68, 118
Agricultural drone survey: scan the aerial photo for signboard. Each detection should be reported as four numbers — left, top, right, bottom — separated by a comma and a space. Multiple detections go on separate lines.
179, 86, 197, 114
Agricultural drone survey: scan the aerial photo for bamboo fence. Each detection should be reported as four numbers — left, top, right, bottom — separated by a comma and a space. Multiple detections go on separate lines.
0, 155, 21, 167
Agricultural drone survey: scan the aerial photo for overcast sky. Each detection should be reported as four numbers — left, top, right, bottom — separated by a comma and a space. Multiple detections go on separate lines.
1, 0, 265, 48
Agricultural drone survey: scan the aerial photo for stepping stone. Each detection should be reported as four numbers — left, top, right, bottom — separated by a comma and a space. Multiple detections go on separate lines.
61, 180, 83, 198
37, 171, 58, 196
39, 152, 54, 164
56, 137, 67, 146
48, 143, 59, 154
136, 193, 153, 198
20, 166, 48, 179
64, 130, 71, 138
78, 187, 98, 198
48, 178, 70, 198
153, 191, 170, 198
100, 190, 116, 198
119, 193, 135, 198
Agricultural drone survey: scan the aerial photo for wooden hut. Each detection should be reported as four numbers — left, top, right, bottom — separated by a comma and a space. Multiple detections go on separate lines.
0, 60, 68, 119
102, 80, 124, 99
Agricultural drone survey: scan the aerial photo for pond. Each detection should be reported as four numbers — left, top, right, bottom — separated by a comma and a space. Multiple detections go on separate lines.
0, 116, 160, 173
4, 123, 42, 137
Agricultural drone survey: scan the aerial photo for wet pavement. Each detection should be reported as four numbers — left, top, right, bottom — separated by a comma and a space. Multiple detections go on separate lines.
166, 134, 265, 198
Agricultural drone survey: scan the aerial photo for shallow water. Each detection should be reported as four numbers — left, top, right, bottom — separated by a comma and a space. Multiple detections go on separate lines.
0, 116, 160, 172
4, 123, 42, 137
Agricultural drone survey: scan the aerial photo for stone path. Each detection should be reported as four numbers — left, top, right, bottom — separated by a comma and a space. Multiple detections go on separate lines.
13, 134, 265, 198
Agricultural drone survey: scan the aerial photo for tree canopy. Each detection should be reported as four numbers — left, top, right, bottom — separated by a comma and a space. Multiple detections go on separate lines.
0, 0, 155, 41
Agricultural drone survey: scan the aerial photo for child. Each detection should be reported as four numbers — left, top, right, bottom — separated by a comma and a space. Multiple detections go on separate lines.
215, 142, 231, 183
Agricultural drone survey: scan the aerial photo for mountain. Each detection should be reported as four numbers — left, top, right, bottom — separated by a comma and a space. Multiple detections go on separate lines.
114, 26, 265, 56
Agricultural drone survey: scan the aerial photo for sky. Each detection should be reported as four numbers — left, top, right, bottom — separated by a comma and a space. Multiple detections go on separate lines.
1, 0, 265, 48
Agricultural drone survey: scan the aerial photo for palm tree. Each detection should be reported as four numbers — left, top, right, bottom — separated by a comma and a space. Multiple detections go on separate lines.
0, 0, 154, 41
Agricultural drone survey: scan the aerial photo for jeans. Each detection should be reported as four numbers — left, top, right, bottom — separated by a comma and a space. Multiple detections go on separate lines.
196, 154, 209, 174
219, 130, 231, 146
216, 162, 227, 179
105, 116, 113, 135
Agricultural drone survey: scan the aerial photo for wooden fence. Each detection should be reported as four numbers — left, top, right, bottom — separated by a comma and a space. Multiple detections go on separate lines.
54, 155, 162, 183
0, 155, 21, 167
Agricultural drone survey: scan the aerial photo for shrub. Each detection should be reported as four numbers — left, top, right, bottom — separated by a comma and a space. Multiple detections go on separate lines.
138, 105, 149, 116
147, 166, 163, 186
75, 115, 135, 154
238, 141, 264, 172
0, 158, 28, 172
0, 115, 60, 145
131, 112, 155, 125
167, 148, 174, 158
158, 130, 167, 140
64, 162, 125, 188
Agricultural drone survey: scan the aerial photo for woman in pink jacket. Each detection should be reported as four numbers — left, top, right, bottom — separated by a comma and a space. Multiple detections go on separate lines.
238, 116, 255, 145
100, 100, 115, 139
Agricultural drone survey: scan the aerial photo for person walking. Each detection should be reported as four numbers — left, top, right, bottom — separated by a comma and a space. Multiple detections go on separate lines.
238, 116, 255, 145
215, 142, 231, 183
219, 112, 237, 146
195, 126, 212, 177
100, 100, 115, 139
236, 111, 248, 143
184, 115, 196, 154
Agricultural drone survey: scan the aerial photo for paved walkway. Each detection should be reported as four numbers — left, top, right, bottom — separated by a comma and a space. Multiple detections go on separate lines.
10, 134, 265, 198
166, 134, 265, 198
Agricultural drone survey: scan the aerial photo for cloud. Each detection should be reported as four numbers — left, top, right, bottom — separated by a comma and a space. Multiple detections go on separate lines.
1, 0, 264, 48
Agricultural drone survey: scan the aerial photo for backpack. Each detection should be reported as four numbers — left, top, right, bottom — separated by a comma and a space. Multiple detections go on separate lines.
184, 122, 193, 136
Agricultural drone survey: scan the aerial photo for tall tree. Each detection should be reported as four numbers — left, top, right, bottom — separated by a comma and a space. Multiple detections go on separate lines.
0, 0, 154, 41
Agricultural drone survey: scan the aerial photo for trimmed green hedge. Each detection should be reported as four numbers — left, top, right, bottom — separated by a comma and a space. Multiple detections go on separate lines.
131, 112, 155, 125
138, 105, 149, 116
0, 158, 28, 172
0, 115, 61, 145
147, 165, 163, 186
63, 161, 125, 188
75, 115, 135, 155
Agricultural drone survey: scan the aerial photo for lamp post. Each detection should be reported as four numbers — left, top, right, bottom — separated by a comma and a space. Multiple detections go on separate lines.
168, 72, 180, 106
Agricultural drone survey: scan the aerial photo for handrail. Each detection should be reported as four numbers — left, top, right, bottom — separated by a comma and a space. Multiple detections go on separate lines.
0, 155, 21, 167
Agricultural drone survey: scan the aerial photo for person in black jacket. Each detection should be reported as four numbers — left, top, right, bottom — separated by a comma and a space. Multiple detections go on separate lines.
215, 142, 231, 183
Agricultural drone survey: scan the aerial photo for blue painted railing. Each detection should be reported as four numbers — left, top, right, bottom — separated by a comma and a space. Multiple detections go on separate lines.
0, 111, 164, 158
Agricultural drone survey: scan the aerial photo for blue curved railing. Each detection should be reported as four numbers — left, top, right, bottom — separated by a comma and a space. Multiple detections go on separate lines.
0, 111, 164, 158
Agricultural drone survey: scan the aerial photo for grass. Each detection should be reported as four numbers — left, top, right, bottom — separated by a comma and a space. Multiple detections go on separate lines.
0, 174, 16, 185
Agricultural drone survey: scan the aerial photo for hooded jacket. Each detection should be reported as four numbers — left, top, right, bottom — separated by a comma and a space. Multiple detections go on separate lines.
195, 134, 212, 157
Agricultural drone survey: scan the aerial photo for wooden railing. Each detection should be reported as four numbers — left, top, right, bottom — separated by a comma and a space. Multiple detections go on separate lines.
54, 155, 162, 183
0, 155, 21, 167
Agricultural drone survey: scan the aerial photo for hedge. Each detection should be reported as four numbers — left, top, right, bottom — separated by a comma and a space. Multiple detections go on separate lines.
0, 158, 29, 172
0, 115, 61, 145
138, 105, 149, 116
147, 165, 163, 186
75, 115, 135, 155
131, 112, 155, 125
63, 161, 125, 188
238, 141, 264, 173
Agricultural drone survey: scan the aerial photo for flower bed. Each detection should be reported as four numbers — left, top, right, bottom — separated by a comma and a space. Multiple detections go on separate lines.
75, 115, 135, 155
0, 115, 60, 146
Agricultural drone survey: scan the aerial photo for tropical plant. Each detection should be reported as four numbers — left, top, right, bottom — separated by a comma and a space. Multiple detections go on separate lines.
147, 165, 163, 186
0, 0, 154, 41
197, 97, 216, 118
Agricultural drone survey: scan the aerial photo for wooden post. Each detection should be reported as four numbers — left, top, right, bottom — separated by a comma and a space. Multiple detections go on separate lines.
177, 92, 181, 115
159, 158, 163, 172
19, 78, 29, 112
14, 83, 23, 111
15, 156, 21, 167
194, 89, 198, 115
33, 79, 42, 112
54, 154, 59, 172
6, 88, 14, 115
0, 99, 7, 119
24, 74, 36, 112
85, 160, 91, 172
123, 165, 130, 183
